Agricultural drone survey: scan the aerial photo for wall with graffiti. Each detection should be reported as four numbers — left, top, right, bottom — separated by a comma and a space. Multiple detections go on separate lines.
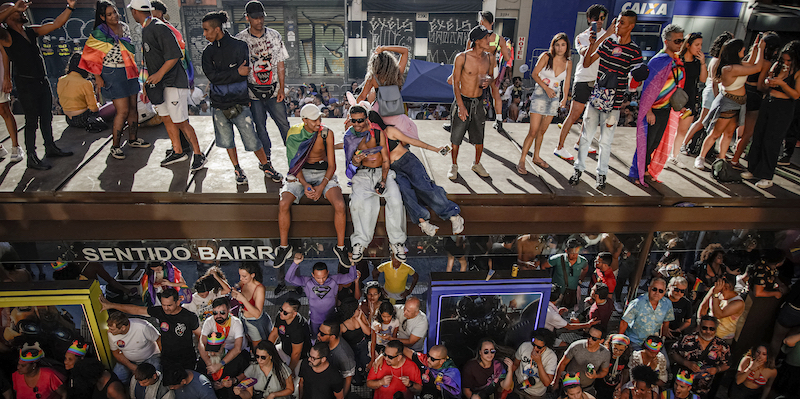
427, 14, 475, 65
296, 8, 345, 77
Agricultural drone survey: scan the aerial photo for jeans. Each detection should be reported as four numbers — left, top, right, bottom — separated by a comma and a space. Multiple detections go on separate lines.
250, 96, 290, 157
349, 168, 406, 247
16, 77, 55, 153
112, 352, 160, 384
391, 151, 460, 222
575, 106, 620, 175
212, 106, 262, 151
242, 311, 273, 342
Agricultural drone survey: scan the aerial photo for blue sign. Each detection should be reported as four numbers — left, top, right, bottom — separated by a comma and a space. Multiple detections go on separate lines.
614, 1, 675, 21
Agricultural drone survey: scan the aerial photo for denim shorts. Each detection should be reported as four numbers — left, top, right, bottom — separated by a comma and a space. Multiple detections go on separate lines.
529, 85, 560, 116
100, 66, 140, 101
280, 168, 340, 203
701, 85, 715, 110
212, 105, 262, 151
241, 311, 272, 342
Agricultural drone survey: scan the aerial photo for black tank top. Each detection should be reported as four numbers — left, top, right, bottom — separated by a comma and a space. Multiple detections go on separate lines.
342, 326, 367, 348
773, 72, 797, 95
93, 372, 121, 399
5, 27, 46, 79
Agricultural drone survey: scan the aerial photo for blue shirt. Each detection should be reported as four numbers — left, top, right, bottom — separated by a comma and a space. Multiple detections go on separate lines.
621, 294, 675, 347
549, 253, 588, 290
173, 371, 216, 399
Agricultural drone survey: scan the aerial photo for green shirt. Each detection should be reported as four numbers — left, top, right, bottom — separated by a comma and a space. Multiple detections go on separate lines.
550, 253, 588, 290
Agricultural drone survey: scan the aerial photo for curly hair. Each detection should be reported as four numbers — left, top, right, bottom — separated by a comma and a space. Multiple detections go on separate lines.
700, 243, 725, 263
365, 51, 405, 88
709, 31, 734, 58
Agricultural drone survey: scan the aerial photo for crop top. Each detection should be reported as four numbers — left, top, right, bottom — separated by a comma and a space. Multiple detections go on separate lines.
746, 371, 767, 386
724, 75, 748, 91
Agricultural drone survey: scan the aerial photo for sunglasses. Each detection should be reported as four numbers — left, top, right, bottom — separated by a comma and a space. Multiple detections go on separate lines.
350, 117, 366, 124
673, 38, 686, 45
212, 311, 227, 315
673, 288, 686, 293
589, 335, 603, 342
701, 326, 716, 331
280, 309, 291, 315
483, 349, 497, 355
256, 355, 269, 360
429, 356, 445, 362
34, 387, 40, 399
651, 287, 665, 294
533, 343, 545, 350
318, 331, 331, 337
385, 353, 400, 359
308, 355, 322, 360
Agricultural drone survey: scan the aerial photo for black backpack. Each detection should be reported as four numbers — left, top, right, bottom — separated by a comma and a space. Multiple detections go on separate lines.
711, 158, 742, 183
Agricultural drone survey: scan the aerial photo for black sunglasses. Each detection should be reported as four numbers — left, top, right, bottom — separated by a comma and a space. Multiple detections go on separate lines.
350, 117, 366, 124
589, 335, 603, 341
212, 311, 227, 315
483, 349, 497, 355
673, 38, 685, 45
385, 353, 400, 359
673, 288, 685, 293
533, 343, 545, 350
256, 355, 269, 360
34, 387, 40, 399
651, 287, 665, 294
280, 309, 291, 315
429, 356, 445, 362
701, 326, 716, 331
318, 331, 331, 337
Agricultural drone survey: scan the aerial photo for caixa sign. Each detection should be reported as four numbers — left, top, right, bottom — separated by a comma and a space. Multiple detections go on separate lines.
615, 1, 674, 21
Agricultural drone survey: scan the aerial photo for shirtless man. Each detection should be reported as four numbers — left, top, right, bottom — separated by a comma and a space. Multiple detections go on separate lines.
274, 104, 348, 273
448, 25, 502, 180
517, 234, 547, 270
344, 105, 406, 262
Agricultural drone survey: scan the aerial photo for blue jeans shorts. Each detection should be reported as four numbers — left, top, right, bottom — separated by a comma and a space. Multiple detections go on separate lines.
100, 66, 140, 101
280, 168, 340, 204
212, 105, 262, 151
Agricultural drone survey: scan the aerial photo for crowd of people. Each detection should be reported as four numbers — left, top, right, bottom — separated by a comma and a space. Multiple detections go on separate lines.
3, 230, 799, 399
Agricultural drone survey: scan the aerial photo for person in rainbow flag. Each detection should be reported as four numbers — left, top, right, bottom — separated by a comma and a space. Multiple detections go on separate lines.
628, 23, 687, 185
273, 104, 348, 276
141, 261, 191, 306
80, 0, 148, 161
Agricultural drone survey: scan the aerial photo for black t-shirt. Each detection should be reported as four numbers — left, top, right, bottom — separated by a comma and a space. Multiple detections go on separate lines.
141, 19, 188, 89
669, 296, 693, 330
274, 313, 312, 359
461, 358, 497, 392
489, 243, 516, 271
147, 306, 199, 359
5, 27, 46, 79
410, 352, 440, 398
298, 360, 343, 399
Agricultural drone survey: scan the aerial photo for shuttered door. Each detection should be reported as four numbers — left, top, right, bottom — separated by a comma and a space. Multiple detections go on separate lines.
227, 5, 286, 38
296, 7, 345, 77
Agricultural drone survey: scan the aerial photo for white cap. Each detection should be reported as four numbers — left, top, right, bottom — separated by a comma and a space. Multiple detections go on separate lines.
128, 0, 152, 12
300, 104, 321, 120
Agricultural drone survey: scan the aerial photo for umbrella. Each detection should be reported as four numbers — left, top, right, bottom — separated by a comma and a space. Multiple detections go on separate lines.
401, 59, 455, 104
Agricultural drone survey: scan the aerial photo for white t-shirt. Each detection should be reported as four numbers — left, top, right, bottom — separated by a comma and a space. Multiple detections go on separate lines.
394, 305, 428, 352
109, 318, 161, 363
514, 342, 558, 397
183, 291, 223, 322
201, 315, 247, 352
243, 362, 291, 395
545, 301, 567, 331
574, 28, 617, 83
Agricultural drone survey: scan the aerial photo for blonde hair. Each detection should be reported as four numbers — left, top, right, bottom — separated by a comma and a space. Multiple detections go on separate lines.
365, 51, 405, 88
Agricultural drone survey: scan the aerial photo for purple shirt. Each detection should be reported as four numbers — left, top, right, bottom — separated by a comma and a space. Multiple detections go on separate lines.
285, 261, 357, 329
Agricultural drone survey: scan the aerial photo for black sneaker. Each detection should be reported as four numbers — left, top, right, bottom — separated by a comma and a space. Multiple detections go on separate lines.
568, 170, 582, 186
191, 154, 207, 171
333, 245, 349, 267
161, 151, 189, 166
778, 155, 791, 166
442, 122, 451, 132
596, 174, 607, 191
260, 162, 283, 183
234, 167, 248, 185
494, 121, 507, 134
273, 245, 292, 268
273, 282, 286, 296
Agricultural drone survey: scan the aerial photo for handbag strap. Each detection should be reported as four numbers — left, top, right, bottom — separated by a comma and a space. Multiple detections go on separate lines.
561, 254, 570, 287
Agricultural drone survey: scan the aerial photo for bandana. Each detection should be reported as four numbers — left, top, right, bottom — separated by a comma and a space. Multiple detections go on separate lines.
563, 373, 581, 387
644, 337, 663, 352
67, 340, 88, 356
51, 261, 67, 271
611, 334, 631, 347
676, 370, 693, 386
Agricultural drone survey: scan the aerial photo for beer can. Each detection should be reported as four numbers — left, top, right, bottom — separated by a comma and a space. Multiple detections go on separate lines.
512, 265, 519, 277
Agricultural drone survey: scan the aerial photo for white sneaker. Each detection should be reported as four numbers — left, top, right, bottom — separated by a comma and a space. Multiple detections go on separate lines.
755, 179, 773, 189
740, 171, 754, 179
577, 145, 597, 154
447, 164, 458, 180
450, 214, 465, 234
390, 243, 407, 261
693, 156, 705, 170
472, 162, 490, 177
419, 220, 439, 237
667, 156, 685, 168
0, 145, 7, 159
351, 243, 364, 262
554, 147, 574, 160
9, 146, 22, 163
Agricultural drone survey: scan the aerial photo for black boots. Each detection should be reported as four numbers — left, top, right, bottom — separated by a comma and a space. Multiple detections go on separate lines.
26, 152, 51, 170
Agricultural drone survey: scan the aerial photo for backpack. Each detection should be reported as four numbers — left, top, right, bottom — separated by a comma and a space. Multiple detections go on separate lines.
711, 158, 742, 183
375, 77, 404, 116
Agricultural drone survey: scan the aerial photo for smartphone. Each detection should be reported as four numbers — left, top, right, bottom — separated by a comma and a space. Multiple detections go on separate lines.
374, 181, 386, 194
590, 21, 598, 34
439, 145, 451, 156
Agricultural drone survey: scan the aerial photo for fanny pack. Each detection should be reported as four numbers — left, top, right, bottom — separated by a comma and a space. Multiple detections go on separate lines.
589, 70, 619, 112
249, 83, 275, 100
221, 104, 244, 119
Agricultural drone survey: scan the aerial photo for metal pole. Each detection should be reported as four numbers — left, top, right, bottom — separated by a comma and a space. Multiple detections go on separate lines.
343, 0, 349, 83
627, 231, 655, 304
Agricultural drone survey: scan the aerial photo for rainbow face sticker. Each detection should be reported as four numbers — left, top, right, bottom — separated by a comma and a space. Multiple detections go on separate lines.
207, 332, 226, 345
562, 373, 581, 387
51, 261, 67, 271
67, 340, 88, 357
20, 348, 43, 362
644, 338, 663, 352
676, 371, 693, 386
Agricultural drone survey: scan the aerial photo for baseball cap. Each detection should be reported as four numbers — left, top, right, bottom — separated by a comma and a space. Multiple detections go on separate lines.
127, 0, 152, 12
469, 25, 490, 42
300, 104, 321, 120
244, 0, 265, 18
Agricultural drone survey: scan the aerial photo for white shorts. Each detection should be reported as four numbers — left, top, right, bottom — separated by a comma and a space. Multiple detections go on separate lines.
154, 87, 190, 123
0, 92, 10, 104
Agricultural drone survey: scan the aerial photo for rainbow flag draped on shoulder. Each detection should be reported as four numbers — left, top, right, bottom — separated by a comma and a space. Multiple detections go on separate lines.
79, 24, 138, 79
286, 123, 325, 176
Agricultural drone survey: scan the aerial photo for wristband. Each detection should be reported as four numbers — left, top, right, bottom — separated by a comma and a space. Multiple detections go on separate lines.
67, 5, 75, 10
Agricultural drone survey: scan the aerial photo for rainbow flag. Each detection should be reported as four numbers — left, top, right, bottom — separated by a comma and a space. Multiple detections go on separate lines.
80, 24, 138, 80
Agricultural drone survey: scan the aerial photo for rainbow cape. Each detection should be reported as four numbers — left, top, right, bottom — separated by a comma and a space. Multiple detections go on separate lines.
141, 262, 192, 305
79, 24, 138, 80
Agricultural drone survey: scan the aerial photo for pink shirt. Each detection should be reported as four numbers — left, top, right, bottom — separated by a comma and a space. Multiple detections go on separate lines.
13, 368, 64, 399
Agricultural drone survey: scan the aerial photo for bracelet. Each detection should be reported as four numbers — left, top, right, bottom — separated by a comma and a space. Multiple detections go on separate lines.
322, 176, 330, 181
67, 5, 75, 10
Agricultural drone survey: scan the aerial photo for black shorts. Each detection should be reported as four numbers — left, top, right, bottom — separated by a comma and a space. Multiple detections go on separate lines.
745, 84, 763, 112
572, 81, 594, 104
450, 95, 486, 145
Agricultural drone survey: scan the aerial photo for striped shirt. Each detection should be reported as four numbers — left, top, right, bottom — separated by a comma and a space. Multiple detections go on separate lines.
597, 38, 643, 109
652, 53, 685, 109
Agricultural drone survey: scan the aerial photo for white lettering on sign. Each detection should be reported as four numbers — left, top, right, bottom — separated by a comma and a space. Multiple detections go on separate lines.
83, 246, 279, 262
621, 2, 669, 16
416, 13, 429, 21
516, 36, 525, 60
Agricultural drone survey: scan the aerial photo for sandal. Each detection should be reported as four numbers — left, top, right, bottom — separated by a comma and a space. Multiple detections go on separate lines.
517, 163, 528, 175
533, 158, 550, 169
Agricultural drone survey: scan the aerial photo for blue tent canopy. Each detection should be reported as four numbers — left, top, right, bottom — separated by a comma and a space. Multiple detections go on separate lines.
401, 59, 455, 104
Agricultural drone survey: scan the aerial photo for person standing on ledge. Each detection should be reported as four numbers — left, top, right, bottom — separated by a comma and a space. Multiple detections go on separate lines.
0, 0, 74, 170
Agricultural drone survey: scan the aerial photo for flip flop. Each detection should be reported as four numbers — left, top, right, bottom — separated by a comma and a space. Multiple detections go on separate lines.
517, 163, 528, 175
533, 159, 550, 169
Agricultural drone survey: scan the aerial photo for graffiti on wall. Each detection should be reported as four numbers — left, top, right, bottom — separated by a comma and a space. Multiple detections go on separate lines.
297, 10, 345, 76
367, 13, 414, 51
182, 6, 219, 79
427, 15, 475, 65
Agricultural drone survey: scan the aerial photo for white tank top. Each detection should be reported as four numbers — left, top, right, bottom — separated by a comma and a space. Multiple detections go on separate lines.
539, 65, 567, 91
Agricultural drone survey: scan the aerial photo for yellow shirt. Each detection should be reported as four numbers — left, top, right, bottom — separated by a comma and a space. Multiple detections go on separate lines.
57, 72, 99, 113
377, 261, 415, 295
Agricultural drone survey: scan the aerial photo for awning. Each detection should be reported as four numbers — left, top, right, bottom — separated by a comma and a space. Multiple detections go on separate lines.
362, 0, 481, 13
747, 4, 800, 32
401, 59, 454, 103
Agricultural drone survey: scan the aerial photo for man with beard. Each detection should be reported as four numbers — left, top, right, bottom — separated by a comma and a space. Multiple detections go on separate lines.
0, 0, 74, 170
374, 344, 460, 399
198, 298, 249, 397
670, 316, 731, 397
